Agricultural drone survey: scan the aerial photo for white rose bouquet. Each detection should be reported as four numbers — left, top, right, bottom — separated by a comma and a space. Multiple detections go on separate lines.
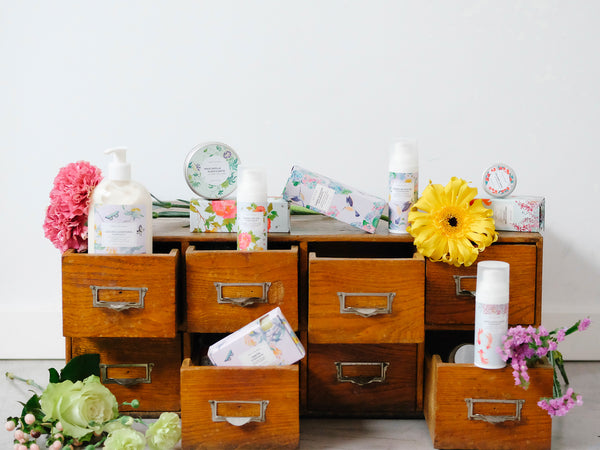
5, 354, 181, 449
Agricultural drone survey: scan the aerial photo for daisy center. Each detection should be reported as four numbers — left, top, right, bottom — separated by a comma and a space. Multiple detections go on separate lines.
433, 206, 466, 236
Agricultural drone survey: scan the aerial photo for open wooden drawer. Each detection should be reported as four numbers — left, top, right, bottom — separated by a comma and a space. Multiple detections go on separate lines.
180, 359, 299, 449
424, 352, 553, 450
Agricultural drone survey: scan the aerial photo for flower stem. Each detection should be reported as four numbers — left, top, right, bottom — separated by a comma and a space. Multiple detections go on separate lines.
5, 372, 44, 391
548, 352, 562, 398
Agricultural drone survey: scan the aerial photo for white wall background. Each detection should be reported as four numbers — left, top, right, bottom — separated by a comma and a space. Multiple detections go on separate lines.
1, 1, 598, 359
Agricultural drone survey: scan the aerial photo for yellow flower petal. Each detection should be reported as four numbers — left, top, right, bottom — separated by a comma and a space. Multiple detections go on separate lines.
407, 178, 498, 267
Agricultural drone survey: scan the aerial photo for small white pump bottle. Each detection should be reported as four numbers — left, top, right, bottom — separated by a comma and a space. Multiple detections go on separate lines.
236, 165, 267, 251
88, 147, 152, 254
388, 139, 418, 233
474, 261, 510, 369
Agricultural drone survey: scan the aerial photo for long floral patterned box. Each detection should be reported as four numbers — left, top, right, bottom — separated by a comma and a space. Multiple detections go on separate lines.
208, 307, 306, 366
481, 196, 545, 232
281, 165, 386, 233
189, 197, 290, 233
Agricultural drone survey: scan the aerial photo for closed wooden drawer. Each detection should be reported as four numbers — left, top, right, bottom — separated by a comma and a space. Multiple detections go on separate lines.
180, 359, 299, 449
69, 336, 182, 414
62, 249, 179, 338
308, 253, 424, 343
424, 353, 552, 450
426, 243, 539, 327
307, 344, 420, 416
185, 246, 298, 332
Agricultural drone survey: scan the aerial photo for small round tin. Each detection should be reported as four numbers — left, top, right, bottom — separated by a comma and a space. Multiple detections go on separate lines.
449, 343, 475, 364
184, 142, 241, 199
482, 163, 517, 198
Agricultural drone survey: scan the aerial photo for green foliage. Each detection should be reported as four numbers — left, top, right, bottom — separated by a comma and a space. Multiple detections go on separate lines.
58, 353, 101, 383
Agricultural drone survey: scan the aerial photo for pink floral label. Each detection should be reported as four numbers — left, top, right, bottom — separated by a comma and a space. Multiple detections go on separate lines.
236, 201, 267, 251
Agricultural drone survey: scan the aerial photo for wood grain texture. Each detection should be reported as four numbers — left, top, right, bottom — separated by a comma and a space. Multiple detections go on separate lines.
180, 360, 299, 449
307, 344, 419, 416
185, 247, 298, 332
424, 354, 553, 450
426, 243, 539, 327
308, 254, 424, 343
62, 249, 179, 338
70, 336, 182, 413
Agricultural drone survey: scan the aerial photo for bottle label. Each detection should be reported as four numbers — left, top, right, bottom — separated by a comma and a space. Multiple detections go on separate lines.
237, 201, 267, 251
474, 302, 508, 369
92, 204, 148, 254
388, 171, 418, 233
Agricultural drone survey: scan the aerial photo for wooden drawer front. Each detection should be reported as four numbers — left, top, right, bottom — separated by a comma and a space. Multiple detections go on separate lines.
307, 344, 418, 416
180, 360, 299, 449
424, 354, 552, 450
308, 254, 424, 343
70, 336, 182, 414
62, 249, 179, 338
426, 244, 538, 326
186, 247, 298, 332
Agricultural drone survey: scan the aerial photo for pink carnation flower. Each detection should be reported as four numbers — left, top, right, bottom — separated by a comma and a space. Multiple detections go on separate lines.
578, 318, 591, 332
43, 161, 103, 253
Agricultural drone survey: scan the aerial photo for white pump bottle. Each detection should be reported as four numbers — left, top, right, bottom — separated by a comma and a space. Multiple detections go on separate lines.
88, 147, 153, 254
388, 139, 418, 233
474, 261, 510, 369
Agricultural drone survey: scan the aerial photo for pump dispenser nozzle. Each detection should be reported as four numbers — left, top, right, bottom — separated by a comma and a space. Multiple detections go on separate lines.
105, 147, 131, 181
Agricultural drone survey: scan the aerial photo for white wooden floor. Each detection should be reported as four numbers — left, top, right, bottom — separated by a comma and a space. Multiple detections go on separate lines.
2, 360, 599, 449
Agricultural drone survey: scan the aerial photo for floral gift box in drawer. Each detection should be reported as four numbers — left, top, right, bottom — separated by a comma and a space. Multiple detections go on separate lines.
61, 249, 179, 338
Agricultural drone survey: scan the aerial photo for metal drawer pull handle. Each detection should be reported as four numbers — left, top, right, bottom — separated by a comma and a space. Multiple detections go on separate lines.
453, 275, 476, 297
335, 362, 390, 386
209, 400, 269, 426
338, 292, 395, 318
214, 282, 271, 307
91, 285, 148, 311
465, 398, 525, 423
100, 363, 154, 386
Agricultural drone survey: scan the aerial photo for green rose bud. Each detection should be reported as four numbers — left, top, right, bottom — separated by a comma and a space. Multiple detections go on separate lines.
40, 375, 119, 439
145, 412, 182, 450
104, 427, 146, 450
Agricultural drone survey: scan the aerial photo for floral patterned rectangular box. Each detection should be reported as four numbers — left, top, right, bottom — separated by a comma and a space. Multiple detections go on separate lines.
281, 165, 386, 233
189, 197, 290, 233
208, 307, 306, 366
482, 196, 545, 232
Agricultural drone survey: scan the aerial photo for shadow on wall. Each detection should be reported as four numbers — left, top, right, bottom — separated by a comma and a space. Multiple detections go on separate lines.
539, 229, 600, 361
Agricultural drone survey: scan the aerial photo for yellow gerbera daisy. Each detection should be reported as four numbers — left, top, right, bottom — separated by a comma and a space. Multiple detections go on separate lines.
407, 177, 498, 267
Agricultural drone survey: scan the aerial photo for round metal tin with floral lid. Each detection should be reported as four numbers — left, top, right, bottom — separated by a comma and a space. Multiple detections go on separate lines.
184, 142, 241, 199
482, 163, 517, 198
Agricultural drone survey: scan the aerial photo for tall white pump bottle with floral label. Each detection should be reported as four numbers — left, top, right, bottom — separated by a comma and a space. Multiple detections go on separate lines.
474, 260, 510, 369
236, 165, 267, 251
88, 147, 152, 254
388, 139, 418, 233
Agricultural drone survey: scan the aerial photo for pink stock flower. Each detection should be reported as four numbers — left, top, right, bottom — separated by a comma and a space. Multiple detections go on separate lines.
499, 318, 591, 417
579, 318, 591, 332
43, 161, 103, 253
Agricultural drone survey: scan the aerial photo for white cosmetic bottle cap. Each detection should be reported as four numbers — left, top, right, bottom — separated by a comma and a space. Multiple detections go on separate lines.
476, 261, 510, 303
237, 165, 267, 202
105, 147, 131, 181
389, 139, 418, 172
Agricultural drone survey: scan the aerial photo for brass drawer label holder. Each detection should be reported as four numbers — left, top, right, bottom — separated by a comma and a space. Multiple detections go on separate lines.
465, 398, 525, 424
91, 285, 148, 311
214, 282, 271, 307
338, 292, 395, 318
208, 400, 270, 426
